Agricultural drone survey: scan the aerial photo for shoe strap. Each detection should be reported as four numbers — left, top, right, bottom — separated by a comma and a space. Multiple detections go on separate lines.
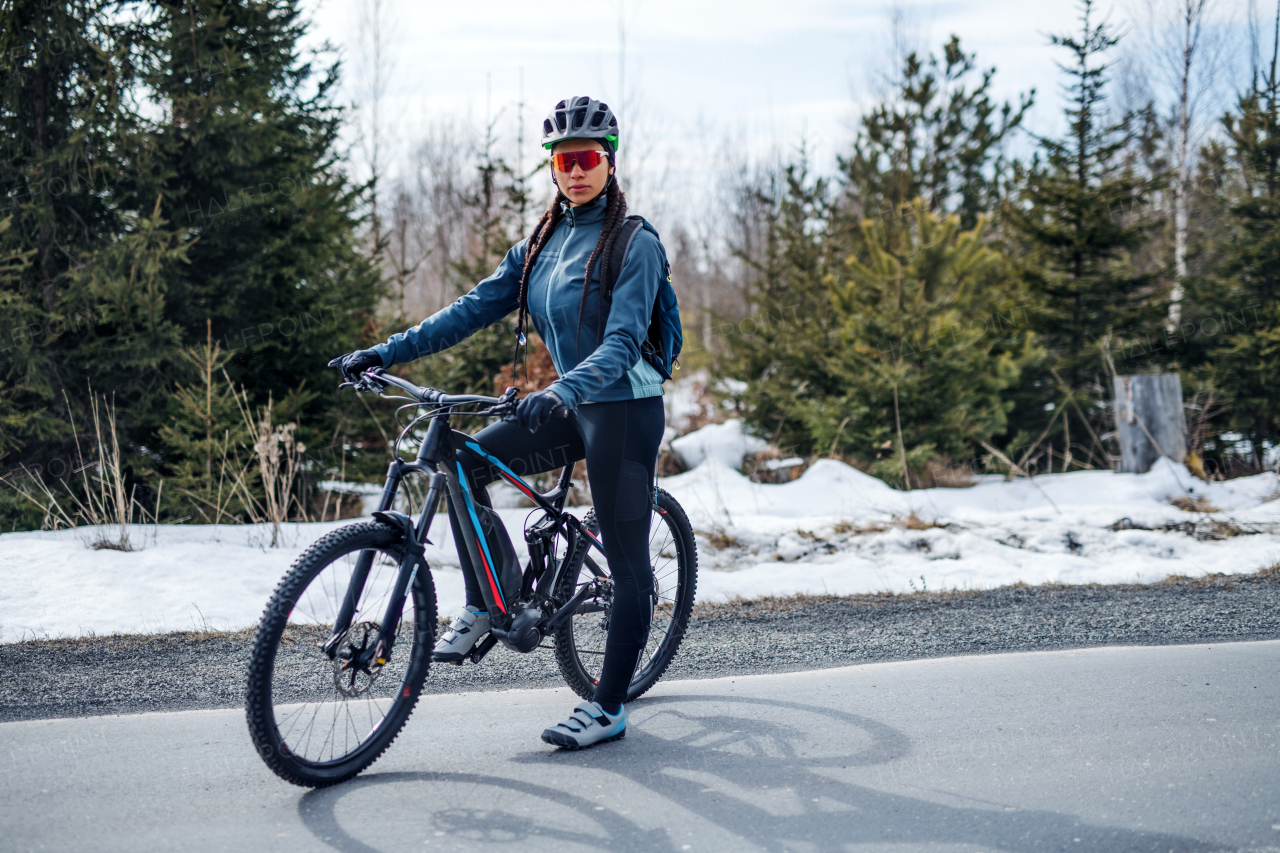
573, 702, 611, 727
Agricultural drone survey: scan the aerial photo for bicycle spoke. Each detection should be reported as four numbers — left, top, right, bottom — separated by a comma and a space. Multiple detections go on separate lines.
560, 498, 693, 695
267, 540, 421, 767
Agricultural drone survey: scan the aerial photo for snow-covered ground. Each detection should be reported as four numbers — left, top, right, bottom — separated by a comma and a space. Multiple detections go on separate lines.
2, 420, 1278, 642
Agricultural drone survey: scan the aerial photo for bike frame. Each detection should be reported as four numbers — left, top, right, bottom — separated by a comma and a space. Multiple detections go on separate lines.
323, 378, 609, 668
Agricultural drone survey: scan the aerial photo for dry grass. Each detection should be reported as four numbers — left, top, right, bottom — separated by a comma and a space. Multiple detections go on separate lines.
4, 626, 258, 651
229, 386, 304, 547
831, 519, 888, 535
829, 512, 945, 535
742, 448, 807, 484
697, 528, 741, 550
1256, 561, 1280, 578
0, 393, 154, 550
917, 459, 977, 489
896, 510, 945, 530
1109, 515, 1258, 540
1170, 495, 1220, 513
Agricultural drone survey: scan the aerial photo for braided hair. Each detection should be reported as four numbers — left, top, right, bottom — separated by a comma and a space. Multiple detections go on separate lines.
511, 178, 630, 369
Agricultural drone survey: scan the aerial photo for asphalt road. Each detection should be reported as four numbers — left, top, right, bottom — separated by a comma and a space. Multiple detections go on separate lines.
3, 641, 1277, 853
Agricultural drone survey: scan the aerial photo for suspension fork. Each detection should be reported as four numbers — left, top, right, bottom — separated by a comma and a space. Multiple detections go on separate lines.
323, 416, 450, 659
321, 461, 403, 657
368, 470, 446, 664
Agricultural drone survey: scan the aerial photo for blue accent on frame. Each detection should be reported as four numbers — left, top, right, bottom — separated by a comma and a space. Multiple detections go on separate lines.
464, 440, 538, 496
457, 460, 504, 602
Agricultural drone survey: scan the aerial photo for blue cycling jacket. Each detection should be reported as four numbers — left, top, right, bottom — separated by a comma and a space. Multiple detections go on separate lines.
371, 193, 666, 409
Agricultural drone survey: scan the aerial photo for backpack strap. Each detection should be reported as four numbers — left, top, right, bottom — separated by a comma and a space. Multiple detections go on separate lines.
603, 215, 647, 303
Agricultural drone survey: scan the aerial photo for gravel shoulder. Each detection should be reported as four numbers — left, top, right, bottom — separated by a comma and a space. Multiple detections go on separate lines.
4, 570, 1278, 723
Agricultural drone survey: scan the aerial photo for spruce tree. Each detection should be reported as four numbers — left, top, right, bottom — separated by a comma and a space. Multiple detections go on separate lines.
1007, 0, 1164, 396
1188, 34, 1280, 470
840, 35, 1032, 236
0, 0, 133, 463
820, 201, 1038, 484
127, 0, 383, 458
719, 159, 842, 457
157, 321, 253, 523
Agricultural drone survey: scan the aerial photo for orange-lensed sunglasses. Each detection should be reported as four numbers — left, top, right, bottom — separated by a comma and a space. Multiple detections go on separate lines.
550, 149, 610, 172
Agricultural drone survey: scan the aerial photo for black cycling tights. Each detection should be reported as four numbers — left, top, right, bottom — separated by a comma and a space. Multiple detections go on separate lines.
444, 395, 665, 712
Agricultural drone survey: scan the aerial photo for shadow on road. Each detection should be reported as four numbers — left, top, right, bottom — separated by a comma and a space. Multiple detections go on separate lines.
297, 693, 1217, 852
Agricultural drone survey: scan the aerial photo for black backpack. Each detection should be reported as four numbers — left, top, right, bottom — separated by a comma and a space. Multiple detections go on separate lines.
601, 216, 683, 381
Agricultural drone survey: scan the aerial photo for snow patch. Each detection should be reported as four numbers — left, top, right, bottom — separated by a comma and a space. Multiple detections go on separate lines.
670, 419, 769, 470
2, 458, 1278, 643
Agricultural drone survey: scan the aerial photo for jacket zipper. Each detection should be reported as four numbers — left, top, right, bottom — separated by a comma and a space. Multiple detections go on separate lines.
543, 234, 563, 374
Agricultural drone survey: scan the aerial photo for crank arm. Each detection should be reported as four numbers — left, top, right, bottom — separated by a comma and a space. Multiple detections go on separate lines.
543, 582, 599, 633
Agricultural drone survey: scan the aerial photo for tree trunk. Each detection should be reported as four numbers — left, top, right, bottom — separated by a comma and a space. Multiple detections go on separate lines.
1113, 373, 1188, 473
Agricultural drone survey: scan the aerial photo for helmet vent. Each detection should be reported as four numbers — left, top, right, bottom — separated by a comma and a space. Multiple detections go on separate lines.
540, 96, 619, 149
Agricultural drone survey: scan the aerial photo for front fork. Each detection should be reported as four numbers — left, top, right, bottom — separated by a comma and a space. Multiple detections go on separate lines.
322, 463, 446, 665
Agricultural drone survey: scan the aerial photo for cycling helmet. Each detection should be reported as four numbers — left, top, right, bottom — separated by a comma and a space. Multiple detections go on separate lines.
541, 96, 619, 152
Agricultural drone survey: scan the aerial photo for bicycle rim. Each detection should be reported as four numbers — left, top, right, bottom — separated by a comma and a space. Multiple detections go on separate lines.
248, 524, 433, 783
558, 496, 692, 694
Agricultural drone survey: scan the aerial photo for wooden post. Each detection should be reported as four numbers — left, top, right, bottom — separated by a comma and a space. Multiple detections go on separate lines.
1112, 374, 1188, 474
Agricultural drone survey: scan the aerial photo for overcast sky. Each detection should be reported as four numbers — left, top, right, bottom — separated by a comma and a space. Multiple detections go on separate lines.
299, 0, 1252, 214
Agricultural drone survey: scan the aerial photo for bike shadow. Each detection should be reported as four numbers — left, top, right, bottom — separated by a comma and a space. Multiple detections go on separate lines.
298, 692, 1221, 853
297, 767, 675, 853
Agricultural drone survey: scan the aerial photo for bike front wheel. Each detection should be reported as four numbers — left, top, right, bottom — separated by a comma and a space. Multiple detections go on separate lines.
552, 487, 698, 702
245, 521, 436, 787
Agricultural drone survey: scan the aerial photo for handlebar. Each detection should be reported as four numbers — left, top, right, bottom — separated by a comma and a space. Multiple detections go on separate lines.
338, 366, 571, 419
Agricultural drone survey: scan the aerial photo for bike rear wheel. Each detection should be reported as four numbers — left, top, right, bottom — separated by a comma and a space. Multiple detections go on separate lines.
245, 521, 436, 788
552, 487, 698, 702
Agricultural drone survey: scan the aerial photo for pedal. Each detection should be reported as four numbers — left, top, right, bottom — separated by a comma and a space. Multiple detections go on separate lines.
468, 633, 499, 664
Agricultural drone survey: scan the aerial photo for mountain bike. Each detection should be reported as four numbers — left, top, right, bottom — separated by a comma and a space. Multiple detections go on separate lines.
244, 367, 698, 787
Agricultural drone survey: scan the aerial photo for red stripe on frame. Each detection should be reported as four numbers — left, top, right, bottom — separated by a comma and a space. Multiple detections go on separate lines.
499, 471, 538, 500
476, 544, 507, 613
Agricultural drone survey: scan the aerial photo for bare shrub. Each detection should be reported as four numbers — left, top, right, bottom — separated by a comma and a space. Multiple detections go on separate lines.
1, 393, 149, 550
230, 388, 304, 547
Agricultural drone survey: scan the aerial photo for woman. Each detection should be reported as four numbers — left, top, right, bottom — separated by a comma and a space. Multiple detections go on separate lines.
335, 96, 672, 750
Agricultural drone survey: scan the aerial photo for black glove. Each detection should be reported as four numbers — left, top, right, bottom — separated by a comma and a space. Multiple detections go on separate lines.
515, 389, 564, 434
333, 349, 383, 382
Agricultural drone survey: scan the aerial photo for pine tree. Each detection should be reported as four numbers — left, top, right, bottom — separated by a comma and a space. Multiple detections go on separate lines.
840, 35, 1032, 237
819, 200, 1037, 484
1007, 0, 1165, 397
1188, 29, 1280, 470
157, 320, 254, 523
62, 199, 189, 431
718, 159, 842, 457
0, 0, 134, 465
127, 0, 383, 459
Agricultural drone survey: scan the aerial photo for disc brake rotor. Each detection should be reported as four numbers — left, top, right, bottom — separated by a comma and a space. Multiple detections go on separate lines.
330, 621, 385, 698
